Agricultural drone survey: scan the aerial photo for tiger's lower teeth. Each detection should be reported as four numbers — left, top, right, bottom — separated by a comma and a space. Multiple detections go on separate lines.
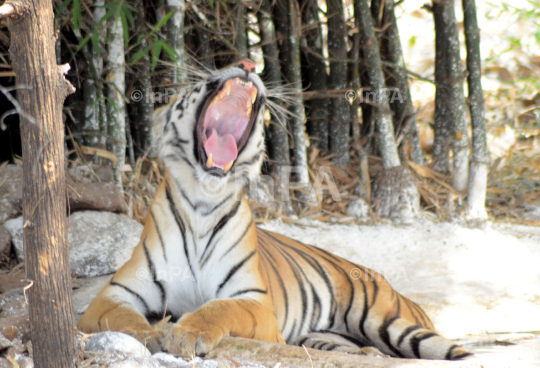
206, 156, 234, 173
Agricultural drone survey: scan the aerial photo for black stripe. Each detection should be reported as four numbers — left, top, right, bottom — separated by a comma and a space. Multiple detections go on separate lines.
445, 344, 459, 360
166, 108, 172, 124
263, 231, 336, 329
409, 299, 431, 328
297, 337, 310, 346
452, 351, 473, 360
163, 151, 195, 171
320, 331, 365, 348
178, 154, 195, 170
216, 250, 256, 295
150, 210, 167, 263
342, 274, 355, 333
230, 288, 268, 298
175, 95, 185, 110
358, 276, 370, 338
110, 282, 149, 314
268, 238, 310, 338
397, 325, 422, 347
410, 332, 437, 358
379, 316, 405, 357
177, 183, 195, 209
223, 219, 253, 257
169, 124, 188, 153
200, 199, 242, 264
327, 344, 339, 351
258, 245, 289, 336
235, 151, 262, 168
445, 344, 473, 360
402, 297, 422, 326
142, 240, 166, 309
317, 342, 329, 350
201, 192, 234, 216
165, 185, 196, 279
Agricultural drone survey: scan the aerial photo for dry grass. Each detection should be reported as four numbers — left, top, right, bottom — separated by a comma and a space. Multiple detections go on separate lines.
60, 133, 540, 228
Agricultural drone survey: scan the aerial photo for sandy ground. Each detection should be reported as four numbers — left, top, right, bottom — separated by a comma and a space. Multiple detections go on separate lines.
259, 218, 540, 367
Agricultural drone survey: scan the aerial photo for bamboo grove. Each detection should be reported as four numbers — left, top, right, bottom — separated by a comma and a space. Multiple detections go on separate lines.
0, 0, 488, 220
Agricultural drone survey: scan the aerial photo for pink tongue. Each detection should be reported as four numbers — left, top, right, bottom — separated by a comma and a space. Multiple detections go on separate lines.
204, 129, 238, 166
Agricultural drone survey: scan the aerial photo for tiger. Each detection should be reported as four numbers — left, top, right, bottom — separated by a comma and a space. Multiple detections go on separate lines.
77, 60, 471, 360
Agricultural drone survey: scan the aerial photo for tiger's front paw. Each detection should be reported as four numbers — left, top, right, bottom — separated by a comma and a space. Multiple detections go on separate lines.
123, 326, 162, 354
161, 313, 226, 358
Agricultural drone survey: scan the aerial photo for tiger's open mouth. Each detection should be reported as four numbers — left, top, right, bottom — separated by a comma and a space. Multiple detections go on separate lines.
197, 77, 259, 174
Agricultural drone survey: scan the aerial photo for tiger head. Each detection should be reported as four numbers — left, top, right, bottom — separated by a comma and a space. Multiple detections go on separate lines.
156, 61, 267, 198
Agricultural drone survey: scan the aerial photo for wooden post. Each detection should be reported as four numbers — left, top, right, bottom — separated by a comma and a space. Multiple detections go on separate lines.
1, 0, 77, 367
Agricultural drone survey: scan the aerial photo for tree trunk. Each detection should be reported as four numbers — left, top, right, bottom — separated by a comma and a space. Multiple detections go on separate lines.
432, 0, 469, 191
258, 0, 291, 205
301, 0, 329, 151
76, 0, 106, 151
4, 1, 77, 367
233, 0, 248, 60
130, 0, 155, 157
107, 13, 126, 191
354, 0, 400, 169
283, 0, 309, 199
93, 0, 107, 147
197, 25, 214, 69
463, 0, 488, 218
327, 0, 350, 165
354, 0, 419, 221
431, 3, 450, 174
371, 0, 423, 165
82, 61, 100, 148
165, 0, 186, 86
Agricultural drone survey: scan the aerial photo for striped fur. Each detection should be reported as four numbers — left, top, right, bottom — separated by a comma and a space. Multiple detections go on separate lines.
77, 64, 471, 360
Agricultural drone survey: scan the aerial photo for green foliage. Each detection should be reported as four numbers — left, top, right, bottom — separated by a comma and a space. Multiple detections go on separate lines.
57, 0, 177, 70
129, 10, 177, 71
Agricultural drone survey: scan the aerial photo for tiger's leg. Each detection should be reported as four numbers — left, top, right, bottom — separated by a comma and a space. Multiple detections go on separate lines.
78, 295, 161, 353
77, 239, 165, 352
292, 332, 386, 356
162, 299, 285, 358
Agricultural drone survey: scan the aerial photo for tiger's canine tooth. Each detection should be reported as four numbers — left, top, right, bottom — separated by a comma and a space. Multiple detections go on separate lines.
251, 88, 257, 104
207, 153, 214, 167
223, 161, 234, 173
225, 80, 232, 96
246, 101, 252, 118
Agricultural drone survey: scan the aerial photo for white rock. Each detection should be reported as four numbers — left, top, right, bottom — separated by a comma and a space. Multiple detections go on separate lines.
107, 357, 162, 368
84, 331, 151, 357
72, 275, 112, 322
522, 205, 540, 221
5, 211, 143, 277
347, 198, 370, 220
0, 165, 23, 223
152, 353, 217, 367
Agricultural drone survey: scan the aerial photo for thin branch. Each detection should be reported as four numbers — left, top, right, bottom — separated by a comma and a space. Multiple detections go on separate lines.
0, 84, 37, 130
191, 2, 237, 52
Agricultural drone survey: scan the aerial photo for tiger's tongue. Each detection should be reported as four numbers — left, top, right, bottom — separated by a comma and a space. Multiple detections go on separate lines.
204, 129, 238, 167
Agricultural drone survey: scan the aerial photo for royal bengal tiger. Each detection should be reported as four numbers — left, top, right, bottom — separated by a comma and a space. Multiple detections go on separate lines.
77, 60, 471, 360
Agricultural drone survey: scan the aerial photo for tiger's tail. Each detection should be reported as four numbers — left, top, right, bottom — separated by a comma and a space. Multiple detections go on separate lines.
375, 316, 472, 360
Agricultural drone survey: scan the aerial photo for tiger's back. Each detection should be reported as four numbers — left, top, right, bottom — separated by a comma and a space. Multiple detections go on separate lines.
257, 229, 470, 359
77, 61, 470, 360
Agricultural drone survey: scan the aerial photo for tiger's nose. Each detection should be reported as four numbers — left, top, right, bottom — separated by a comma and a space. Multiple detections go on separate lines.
237, 60, 256, 73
